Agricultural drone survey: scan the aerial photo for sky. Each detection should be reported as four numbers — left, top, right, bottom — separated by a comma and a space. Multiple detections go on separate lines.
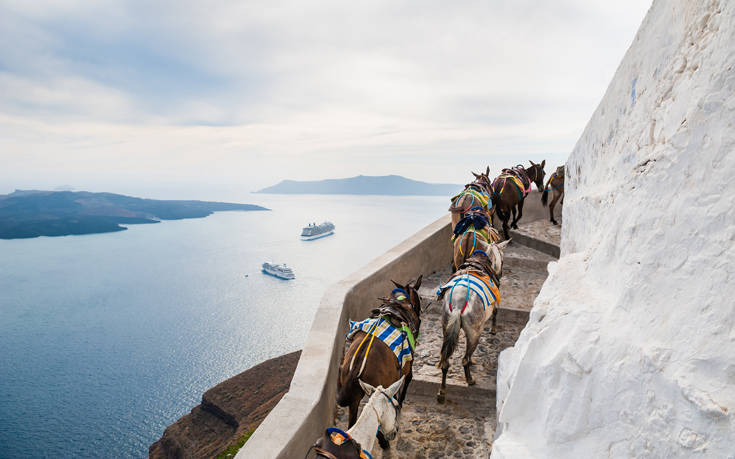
0, 0, 652, 200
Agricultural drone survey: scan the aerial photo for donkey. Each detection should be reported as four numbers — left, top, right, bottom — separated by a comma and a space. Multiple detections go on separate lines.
337, 277, 422, 447
311, 377, 404, 459
452, 209, 501, 270
491, 160, 546, 239
541, 165, 565, 225
436, 240, 510, 403
449, 166, 493, 232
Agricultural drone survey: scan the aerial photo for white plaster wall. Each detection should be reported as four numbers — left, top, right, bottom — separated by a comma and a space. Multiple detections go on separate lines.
493, 1, 735, 457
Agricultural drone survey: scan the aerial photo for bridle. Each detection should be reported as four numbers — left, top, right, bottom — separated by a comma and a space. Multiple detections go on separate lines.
526, 164, 545, 188
307, 389, 401, 459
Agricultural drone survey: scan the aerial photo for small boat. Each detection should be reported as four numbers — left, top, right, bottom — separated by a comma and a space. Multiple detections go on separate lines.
301, 221, 335, 241
262, 262, 295, 280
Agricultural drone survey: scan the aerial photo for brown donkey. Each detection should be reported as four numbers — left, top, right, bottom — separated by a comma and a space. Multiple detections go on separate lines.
452, 210, 501, 270
449, 167, 493, 232
336, 276, 422, 447
491, 160, 546, 239
541, 165, 565, 225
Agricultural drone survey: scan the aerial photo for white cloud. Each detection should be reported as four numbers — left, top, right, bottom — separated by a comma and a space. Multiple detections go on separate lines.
0, 0, 652, 195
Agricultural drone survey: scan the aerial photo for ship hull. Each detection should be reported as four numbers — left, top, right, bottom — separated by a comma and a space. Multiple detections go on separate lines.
262, 268, 295, 280
300, 230, 334, 241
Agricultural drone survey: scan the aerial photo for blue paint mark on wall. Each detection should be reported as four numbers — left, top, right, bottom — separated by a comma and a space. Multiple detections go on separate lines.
631, 77, 638, 106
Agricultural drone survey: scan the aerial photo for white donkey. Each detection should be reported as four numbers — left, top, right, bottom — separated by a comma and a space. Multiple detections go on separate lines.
436, 239, 509, 403
311, 377, 404, 458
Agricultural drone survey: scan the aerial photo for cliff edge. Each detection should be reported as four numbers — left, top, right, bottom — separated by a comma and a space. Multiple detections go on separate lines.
149, 351, 300, 459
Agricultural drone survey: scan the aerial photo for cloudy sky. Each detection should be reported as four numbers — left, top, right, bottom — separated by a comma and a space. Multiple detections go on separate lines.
0, 0, 651, 199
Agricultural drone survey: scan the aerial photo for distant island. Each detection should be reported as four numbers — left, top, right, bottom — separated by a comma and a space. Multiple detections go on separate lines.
256, 174, 462, 196
0, 190, 268, 239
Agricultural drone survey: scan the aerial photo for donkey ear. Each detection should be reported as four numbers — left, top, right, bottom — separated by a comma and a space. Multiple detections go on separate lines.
472, 172, 480, 178
496, 239, 511, 250
486, 166, 490, 175
541, 160, 546, 168
359, 379, 376, 395
413, 274, 423, 290
529, 160, 536, 166
386, 376, 405, 398
391, 280, 404, 290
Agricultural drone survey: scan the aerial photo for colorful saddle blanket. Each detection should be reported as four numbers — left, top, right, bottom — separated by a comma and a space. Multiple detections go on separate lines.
494, 173, 528, 200
451, 187, 491, 210
348, 317, 413, 368
437, 271, 500, 312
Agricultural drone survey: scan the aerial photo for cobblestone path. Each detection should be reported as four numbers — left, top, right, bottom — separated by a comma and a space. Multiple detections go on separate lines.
335, 226, 559, 458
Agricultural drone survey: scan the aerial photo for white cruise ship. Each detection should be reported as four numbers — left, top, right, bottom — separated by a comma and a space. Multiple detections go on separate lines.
262, 262, 295, 280
300, 221, 335, 241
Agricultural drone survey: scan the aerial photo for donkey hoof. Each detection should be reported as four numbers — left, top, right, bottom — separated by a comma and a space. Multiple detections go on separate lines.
437, 392, 446, 404
467, 378, 476, 386
551, 220, 558, 225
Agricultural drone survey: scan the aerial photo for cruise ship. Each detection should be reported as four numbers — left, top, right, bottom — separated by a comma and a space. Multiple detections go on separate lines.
300, 221, 335, 241
262, 262, 295, 280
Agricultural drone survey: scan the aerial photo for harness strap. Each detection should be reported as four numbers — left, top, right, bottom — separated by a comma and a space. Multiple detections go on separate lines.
460, 272, 471, 314
349, 319, 379, 375
312, 446, 339, 459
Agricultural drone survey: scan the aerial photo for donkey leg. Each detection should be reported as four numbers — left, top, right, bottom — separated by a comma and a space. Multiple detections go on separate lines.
398, 368, 412, 407
502, 214, 510, 240
512, 199, 525, 229
550, 193, 561, 225
437, 365, 448, 404
348, 397, 360, 427
491, 307, 498, 335
462, 332, 481, 386
510, 206, 517, 229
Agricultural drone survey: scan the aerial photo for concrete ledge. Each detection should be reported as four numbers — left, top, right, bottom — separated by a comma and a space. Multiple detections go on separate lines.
238, 215, 453, 459
503, 255, 550, 271
407, 379, 495, 402
509, 230, 560, 258
497, 306, 530, 325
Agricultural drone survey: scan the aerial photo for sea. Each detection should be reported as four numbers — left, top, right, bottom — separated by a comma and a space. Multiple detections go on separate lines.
0, 194, 448, 458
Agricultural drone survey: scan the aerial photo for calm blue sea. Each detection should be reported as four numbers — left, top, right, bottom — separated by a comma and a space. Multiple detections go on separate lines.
0, 194, 447, 458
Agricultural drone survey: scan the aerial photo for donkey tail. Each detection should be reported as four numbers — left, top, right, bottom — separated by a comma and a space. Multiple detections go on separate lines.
541, 177, 552, 206
439, 306, 462, 368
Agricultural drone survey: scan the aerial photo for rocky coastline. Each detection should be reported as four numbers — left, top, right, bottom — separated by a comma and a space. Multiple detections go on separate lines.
149, 351, 300, 459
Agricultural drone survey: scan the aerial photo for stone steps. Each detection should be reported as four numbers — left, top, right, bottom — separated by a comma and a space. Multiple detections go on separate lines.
335, 220, 560, 458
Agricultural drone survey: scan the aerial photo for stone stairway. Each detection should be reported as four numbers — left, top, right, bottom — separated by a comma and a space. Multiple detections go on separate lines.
336, 223, 560, 458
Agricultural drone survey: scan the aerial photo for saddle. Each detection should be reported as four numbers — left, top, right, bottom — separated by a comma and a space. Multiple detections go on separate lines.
505, 166, 531, 190
452, 212, 490, 238
437, 253, 501, 313
493, 167, 529, 200
370, 299, 420, 348
312, 427, 370, 459
457, 256, 500, 287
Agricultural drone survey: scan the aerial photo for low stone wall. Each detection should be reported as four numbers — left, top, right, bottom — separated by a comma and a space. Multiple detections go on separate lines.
237, 215, 453, 458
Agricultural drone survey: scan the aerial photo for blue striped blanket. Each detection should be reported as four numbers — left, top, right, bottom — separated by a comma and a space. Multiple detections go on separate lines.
347, 317, 413, 368
436, 271, 500, 312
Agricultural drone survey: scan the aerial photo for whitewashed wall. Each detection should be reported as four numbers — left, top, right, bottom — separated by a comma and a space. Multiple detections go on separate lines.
493, 1, 735, 457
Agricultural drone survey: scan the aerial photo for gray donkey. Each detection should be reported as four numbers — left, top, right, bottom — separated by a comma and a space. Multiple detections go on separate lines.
436, 239, 509, 403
